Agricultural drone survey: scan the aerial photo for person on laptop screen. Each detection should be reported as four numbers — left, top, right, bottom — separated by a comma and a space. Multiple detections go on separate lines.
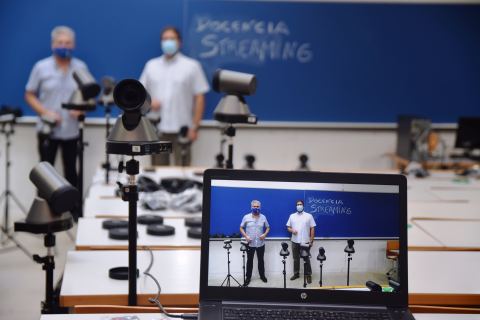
240, 200, 270, 287
286, 200, 316, 284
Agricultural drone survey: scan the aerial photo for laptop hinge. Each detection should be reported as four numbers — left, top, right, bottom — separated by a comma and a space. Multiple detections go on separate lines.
222, 300, 388, 310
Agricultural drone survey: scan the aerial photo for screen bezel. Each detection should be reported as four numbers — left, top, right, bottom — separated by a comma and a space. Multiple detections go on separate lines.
200, 169, 408, 307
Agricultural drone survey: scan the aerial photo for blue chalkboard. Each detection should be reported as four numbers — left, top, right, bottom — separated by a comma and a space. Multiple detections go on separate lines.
1, 0, 479, 122
209, 186, 399, 238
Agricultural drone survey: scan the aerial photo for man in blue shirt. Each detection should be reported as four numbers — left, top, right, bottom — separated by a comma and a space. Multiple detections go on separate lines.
25, 26, 92, 190
240, 200, 270, 287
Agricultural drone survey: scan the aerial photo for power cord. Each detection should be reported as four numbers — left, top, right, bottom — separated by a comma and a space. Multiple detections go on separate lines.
144, 249, 198, 319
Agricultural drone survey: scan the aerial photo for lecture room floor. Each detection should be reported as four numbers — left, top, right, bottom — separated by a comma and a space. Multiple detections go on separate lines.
0, 225, 75, 320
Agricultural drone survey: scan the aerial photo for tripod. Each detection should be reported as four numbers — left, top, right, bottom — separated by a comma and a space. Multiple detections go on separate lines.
76, 114, 88, 218
33, 233, 67, 314
303, 258, 309, 288
220, 244, 242, 287
346, 253, 353, 286
319, 261, 324, 287
117, 157, 140, 306
224, 125, 236, 169
241, 249, 246, 285
101, 105, 114, 184
0, 121, 29, 249
282, 255, 287, 289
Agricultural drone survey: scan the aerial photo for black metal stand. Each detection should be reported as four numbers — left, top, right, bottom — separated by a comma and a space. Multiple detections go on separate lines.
319, 262, 324, 287
224, 125, 236, 169
33, 233, 67, 314
101, 106, 113, 184
303, 259, 308, 288
118, 158, 139, 306
242, 250, 246, 285
282, 256, 287, 289
0, 122, 29, 252
220, 246, 241, 287
346, 253, 352, 286
77, 114, 87, 218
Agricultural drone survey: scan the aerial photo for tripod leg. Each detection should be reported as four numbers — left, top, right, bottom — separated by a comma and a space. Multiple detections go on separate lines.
0, 225, 33, 259
9, 192, 28, 215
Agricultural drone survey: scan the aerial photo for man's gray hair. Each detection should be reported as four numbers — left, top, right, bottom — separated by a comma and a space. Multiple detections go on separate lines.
51, 26, 75, 42
251, 200, 261, 207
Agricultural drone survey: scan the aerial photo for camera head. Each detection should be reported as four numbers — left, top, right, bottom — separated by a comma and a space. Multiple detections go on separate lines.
0, 105, 22, 125
240, 239, 249, 252
14, 162, 77, 234
63, 69, 100, 112
317, 247, 326, 262
73, 69, 101, 101
106, 79, 172, 156
300, 242, 311, 259
280, 242, 290, 257
213, 69, 256, 96
223, 238, 233, 250
98, 76, 116, 107
344, 239, 355, 254
213, 69, 257, 125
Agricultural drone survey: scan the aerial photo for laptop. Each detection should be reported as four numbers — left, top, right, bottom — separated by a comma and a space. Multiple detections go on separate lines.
199, 169, 414, 320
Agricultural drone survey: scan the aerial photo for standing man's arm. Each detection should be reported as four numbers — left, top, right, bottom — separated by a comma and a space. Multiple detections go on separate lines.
309, 227, 315, 246
188, 94, 205, 141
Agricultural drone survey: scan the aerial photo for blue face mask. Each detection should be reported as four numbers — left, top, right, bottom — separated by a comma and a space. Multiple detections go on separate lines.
52, 47, 73, 59
161, 39, 178, 56
252, 208, 260, 215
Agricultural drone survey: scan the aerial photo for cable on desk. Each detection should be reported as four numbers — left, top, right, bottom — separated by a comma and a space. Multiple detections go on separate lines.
144, 248, 198, 320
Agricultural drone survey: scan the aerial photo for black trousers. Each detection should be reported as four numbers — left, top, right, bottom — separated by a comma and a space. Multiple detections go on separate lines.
246, 245, 265, 279
37, 134, 78, 188
292, 242, 312, 276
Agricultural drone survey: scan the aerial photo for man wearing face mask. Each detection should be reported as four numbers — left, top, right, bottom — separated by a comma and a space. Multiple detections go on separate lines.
239, 200, 270, 287
25, 26, 91, 189
286, 200, 316, 284
139, 26, 209, 166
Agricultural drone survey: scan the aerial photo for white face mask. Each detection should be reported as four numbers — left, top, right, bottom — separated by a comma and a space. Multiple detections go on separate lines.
296, 205, 304, 212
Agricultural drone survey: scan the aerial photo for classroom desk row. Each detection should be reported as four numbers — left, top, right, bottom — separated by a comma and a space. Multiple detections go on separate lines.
59, 250, 480, 308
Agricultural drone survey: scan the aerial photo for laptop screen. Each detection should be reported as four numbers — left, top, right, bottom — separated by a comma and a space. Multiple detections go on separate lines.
206, 177, 402, 294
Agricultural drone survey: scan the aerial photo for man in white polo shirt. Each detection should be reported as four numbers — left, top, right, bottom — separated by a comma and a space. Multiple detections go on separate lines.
139, 26, 209, 166
286, 200, 316, 284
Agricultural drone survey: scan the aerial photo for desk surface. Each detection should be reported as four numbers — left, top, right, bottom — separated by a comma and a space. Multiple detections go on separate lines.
408, 251, 480, 305
60, 250, 480, 308
76, 218, 201, 250
60, 250, 200, 307
411, 220, 480, 251
84, 197, 202, 220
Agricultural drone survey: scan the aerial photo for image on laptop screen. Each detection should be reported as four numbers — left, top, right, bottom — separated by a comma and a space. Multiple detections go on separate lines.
207, 179, 400, 292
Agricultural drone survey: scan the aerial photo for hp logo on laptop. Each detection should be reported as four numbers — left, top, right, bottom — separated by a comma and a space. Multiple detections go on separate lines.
300, 292, 308, 300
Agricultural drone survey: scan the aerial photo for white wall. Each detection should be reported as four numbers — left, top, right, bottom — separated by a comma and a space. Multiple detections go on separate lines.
0, 120, 456, 225
207, 239, 391, 279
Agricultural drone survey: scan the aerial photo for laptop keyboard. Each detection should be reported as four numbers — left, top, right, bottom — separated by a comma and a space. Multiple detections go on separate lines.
223, 307, 391, 320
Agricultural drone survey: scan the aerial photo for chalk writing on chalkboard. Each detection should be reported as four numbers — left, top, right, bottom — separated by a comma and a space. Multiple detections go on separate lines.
192, 16, 314, 64
307, 197, 352, 216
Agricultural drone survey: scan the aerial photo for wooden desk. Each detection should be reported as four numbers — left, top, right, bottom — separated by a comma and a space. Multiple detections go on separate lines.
76, 218, 201, 251
407, 224, 443, 250
408, 251, 480, 306
388, 153, 476, 171
60, 250, 200, 307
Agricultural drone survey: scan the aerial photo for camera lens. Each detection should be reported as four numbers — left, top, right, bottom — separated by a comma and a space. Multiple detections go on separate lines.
113, 79, 148, 113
